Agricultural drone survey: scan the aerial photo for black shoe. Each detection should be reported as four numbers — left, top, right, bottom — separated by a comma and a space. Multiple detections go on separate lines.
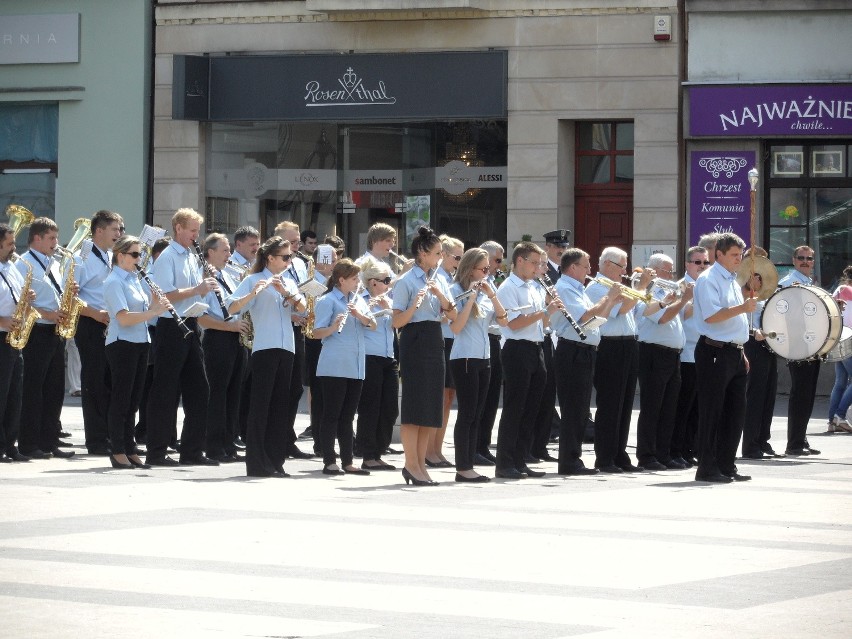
535, 452, 558, 463
741, 451, 764, 460
725, 472, 752, 482
298, 427, 313, 440
495, 468, 527, 480
109, 455, 133, 469
558, 462, 599, 476
619, 463, 644, 472
401, 467, 432, 486
361, 460, 396, 471
59, 431, 72, 438
57, 439, 74, 448
804, 446, 821, 455
664, 459, 687, 470
761, 446, 783, 457
50, 447, 75, 459
147, 455, 179, 467
425, 459, 454, 468
288, 446, 315, 459
524, 453, 541, 464
473, 453, 496, 466
344, 466, 370, 476
785, 448, 810, 456
87, 446, 112, 456
127, 456, 151, 469
519, 466, 545, 478
8, 451, 31, 462
272, 470, 291, 478
180, 455, 219, 466
683, 456, 699, 466
212, 454, 239, 464
385, 447, 403, 455
695, 472, 733, 483
597, 464, 624, 474
22, 449, 51, 459
0, 455, 10, 463
322, 465, 345, 476
674, 457, 693, 468
455, 473, 491, 483
640, 461, 667, 471
233, 436, 246, 450
476, 450, 498, 464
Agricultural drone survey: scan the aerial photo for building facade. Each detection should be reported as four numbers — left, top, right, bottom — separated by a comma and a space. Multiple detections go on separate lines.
0, 0, 153, 245
154, 0, 680, 263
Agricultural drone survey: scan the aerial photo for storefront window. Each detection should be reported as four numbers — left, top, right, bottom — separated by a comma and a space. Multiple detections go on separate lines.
766, 142, 852, 287
205, 120, 507, 254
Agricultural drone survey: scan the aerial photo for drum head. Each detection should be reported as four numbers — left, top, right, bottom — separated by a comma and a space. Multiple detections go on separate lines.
825, 326, 852, 363
761, 285, 839, 360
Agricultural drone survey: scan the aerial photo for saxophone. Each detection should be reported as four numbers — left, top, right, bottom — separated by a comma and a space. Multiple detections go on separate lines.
54, 246, 87, 339
6, 254, 42, 350
239, 311, 254, 350
301, 254, 316, 339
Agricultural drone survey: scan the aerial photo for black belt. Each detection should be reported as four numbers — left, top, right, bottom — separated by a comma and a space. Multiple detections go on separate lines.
600, 335, 637, 341
505, 339, 543, 347
641, 341, 682, 355
701, 336, 744, 350
558, 337, 597, 352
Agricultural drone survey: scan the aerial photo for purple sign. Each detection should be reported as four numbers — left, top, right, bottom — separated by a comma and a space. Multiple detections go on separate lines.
689, 84, 852, 136
689, 151, 755, 246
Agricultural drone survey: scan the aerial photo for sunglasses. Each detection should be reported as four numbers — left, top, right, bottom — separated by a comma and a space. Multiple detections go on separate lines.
273, 253, 293, 261
494, 258, 503, 264
477, 266, 490, 273
795, 255, 815, 262
371, 276, 393, 285
690, 260, 711, 266
125, 251, 142, 258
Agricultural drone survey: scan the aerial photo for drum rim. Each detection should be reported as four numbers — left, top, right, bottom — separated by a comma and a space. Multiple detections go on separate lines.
761, 285, 843, 360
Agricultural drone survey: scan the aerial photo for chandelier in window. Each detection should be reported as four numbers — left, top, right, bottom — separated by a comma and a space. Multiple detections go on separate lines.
442, 124, 484, 205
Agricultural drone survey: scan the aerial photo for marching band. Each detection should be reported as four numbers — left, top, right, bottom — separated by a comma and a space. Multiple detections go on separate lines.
1, 204, 850, 488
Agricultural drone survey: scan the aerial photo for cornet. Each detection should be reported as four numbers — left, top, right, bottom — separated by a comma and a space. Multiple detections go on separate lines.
587, 274, 650, 303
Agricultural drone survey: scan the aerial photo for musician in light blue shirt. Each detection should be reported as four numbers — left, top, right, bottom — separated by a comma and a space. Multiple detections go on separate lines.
227, 236, 306, 477
312, 259, 376, 476
448, 248, 508, 482
692, 233, 755, 483
0, 224, 28, 462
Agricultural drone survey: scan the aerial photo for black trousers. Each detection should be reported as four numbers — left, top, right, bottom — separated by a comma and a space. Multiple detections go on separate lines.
134, 325, 156, 442
531, 337, 557, 457
203, 329, 246, 458
496, 340, 545, 471
554, 339, 596, 470
451, 358, 491, 472
356, 355, 399, 461
0, 336, 24, 456
742, 337, 778, 456
20, 324, 64, 453
74, 315, 111, 450
672, 362, 698, 460
695, 336, 747, 476
319, 376, 363, 466
145, 318, 209, 461
246, 348, 293, 476
593, 336, 638, 468
636, 342, 682, 465
283, 325, 305, 449
477, 333, 503, 454
787, 359, 820, 451
238, 347, 251, 441
105, 340, 149, 455
305, 336, 323, 454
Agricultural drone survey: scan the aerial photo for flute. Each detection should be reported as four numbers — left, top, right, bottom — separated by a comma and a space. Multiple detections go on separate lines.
136, 265, 193, 339
414, 276, 436, 309
338, 283, 363, 333
454, 281, 483, 304
536, 275, 587, 340
192, 240, 232, 321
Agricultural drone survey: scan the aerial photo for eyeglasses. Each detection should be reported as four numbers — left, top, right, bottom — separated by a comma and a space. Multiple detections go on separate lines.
449, 255, 462, 262
371, 276, 393, 285
494, 258, 503, 264
607, 259, 628, 269
521, 256, 542, 266
477, 266, 490, 274
273, 253, 293, 262
690, 260, 711, 266
795, 255, 815, 262
125, 251, 142, 259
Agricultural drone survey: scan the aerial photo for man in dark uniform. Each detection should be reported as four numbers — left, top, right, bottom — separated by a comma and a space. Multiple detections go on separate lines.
544, 230, 570, 284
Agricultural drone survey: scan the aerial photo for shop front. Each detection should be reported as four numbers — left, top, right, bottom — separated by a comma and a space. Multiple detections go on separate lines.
172, 51, 508, 253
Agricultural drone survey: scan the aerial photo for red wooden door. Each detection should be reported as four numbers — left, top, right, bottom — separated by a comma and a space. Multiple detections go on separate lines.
575, 195, 633, 273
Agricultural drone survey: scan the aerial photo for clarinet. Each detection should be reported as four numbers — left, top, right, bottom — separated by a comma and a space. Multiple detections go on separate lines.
536, 275, 587, 341
337, 283, 363, 333
136, 265, 193, 339
192, 240, 232, 321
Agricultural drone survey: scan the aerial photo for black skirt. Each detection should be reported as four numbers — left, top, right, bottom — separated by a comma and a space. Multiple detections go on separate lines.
399, 321, 444, 428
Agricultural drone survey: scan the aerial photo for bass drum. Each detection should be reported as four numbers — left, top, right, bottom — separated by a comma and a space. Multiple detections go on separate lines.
825, 326, 852, 363
762, 284, 842, 360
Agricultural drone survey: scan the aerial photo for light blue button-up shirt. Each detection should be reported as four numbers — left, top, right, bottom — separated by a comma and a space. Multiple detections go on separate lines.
0, 260, 25, 317
392, 265, 447, 323
74, 245, 112, 311
778, 268, 811, 288
204, 270, 240, 322
449, 282, 494, 360
224, 251, 251, 282
637, 288, 686, 350
552, 274, 601, 346
362, 289, 394, 358
496, 273, 546, 342
314, 288, 370, 379
586, 278, 636, 337
436, 265, 456, 339
680, 274, 700, 363
486, 274, 502, 337
227, 269, 299, 354
693, 262, 748, 344
150, 241, 203, 318
282, 256, 309, 321
17, 248, 61, 325
103, 268, 151, 345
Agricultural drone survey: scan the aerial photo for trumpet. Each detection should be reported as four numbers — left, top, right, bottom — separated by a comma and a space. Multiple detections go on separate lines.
536, 275, 586, 340
622, 272, 685, 300
588, 274, 651, 303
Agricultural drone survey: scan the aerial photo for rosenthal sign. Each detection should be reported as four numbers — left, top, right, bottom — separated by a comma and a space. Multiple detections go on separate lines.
305, 67, 397, 108
0, 14, 79, 64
